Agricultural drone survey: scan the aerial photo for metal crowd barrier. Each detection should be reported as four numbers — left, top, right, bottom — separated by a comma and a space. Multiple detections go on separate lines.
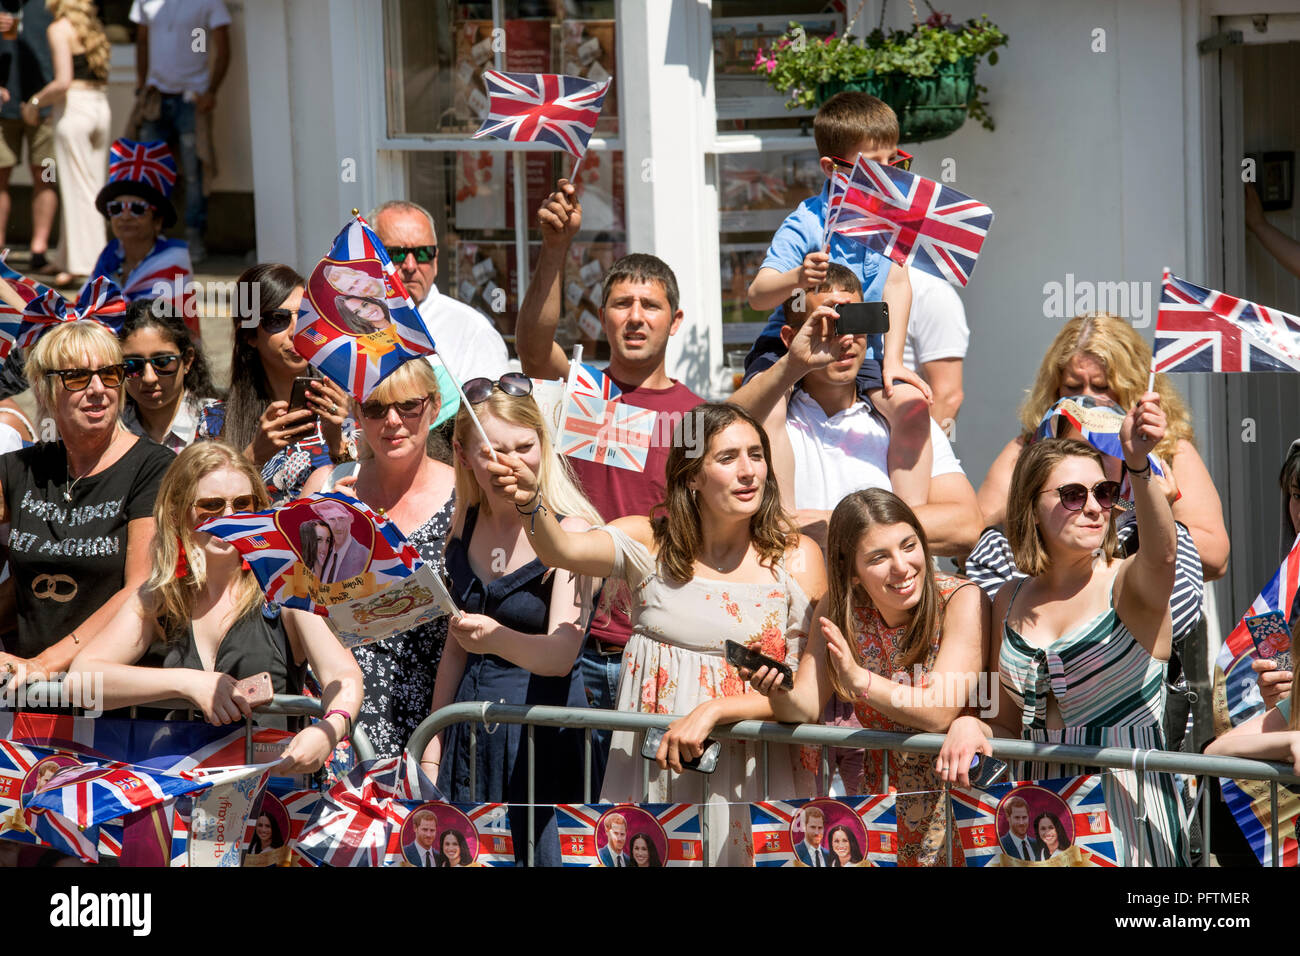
407, 702, 1300, 867
1, 682, 375, 765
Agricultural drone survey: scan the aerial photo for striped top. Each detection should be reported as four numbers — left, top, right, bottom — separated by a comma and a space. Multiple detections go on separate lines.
999, 576, 1168, 733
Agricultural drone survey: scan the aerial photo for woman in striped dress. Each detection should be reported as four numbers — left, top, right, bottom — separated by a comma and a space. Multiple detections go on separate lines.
937, 392, 1188, 866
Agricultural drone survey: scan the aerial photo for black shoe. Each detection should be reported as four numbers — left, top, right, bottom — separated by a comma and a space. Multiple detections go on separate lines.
28, 252, 49, 273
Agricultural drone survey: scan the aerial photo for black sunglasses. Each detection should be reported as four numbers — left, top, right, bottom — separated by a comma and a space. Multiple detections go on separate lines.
359, 396, 430, 420
260, 308, 295, 334
1040, 480, 1123, 512
386, 244, 437, 264
463, 373, 532, 405
123, 354, 183, 378
46, 365, 126, 391
106, 199, 155, 218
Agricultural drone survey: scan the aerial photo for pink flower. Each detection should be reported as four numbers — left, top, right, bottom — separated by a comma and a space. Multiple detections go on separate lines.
765, 59, 776, 74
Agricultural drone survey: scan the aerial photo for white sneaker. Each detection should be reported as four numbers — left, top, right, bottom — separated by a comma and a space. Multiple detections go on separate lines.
186, 228, 208, 266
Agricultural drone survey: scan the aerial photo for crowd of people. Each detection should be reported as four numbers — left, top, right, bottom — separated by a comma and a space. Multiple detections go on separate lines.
0, 72, 1295, 869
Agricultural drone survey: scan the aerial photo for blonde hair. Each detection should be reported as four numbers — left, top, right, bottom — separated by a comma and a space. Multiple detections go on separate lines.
25, 320, 124, 416
145, 442, 272, 641
1005, 438, 1120, 577
352, 360, 442, 461
46, 0, 110, 81
1019, 313, 1193, 463
450, 390, 601, 530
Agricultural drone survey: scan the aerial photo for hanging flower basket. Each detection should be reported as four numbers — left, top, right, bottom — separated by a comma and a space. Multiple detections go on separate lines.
815, 56, 976, 144
752, 8, 1007, 145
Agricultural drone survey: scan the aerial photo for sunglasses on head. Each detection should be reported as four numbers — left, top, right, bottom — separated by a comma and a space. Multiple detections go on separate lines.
123, 354, 183, 378
830, 148, 913, 172
259, 308, 295, 334
463, 372, 533, 405
359, 396, 430, 420
386, 244, 437, 264
46, 365, 125, 391
1040, 480, 1124, 512
106, 200, 155, 218
193, 495, 259, 520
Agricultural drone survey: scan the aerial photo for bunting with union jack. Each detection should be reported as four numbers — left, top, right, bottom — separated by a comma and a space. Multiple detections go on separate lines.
473, 71, 612, 160
557, 392, 656, 472
293, 216, 439, 402
950, 776, 1119, 867
751, 796, 898, 867
25, 759, 210, 834
385, 801, 516, 867
1155, 270, 1300, 374
196, 492, 425, 614
827, 156, 994, 287
0, 741, 102, 862
240, 782, 324, 867
556, 803, 702, 867
297, 754, 434, 867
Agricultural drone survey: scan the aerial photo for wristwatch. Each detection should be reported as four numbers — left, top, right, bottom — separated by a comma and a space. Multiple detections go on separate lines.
27, 96, 39, 108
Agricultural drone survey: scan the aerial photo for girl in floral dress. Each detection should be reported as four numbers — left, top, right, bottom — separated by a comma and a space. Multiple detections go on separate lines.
491, 403, 826, 866
752, 488, 989, 866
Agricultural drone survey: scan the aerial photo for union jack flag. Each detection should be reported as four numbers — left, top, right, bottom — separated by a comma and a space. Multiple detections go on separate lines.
1155, 270, 1300, 374
25, 760, 209, 832
556, 803, 701, 867
950, 776, 1119, 867
827, 156, 994, 287
196, 492, 425, 615
241, 782, 323, 867
293, 216, 438, 402
108, 139, 178, 194
473, 71, 612, 159
0, 741, 101, 862
1221, 761, 1300, 867
298, 755, 432, 867
557, 392, 656, 472
1034, 395, 1164, 479
384, 801, 516, 867
569, 361, 621, 400
750, 796, 897, 867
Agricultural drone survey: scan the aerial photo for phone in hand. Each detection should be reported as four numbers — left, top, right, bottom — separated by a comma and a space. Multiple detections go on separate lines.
724, 639, 794, 690
235, 671, 275, 709
288, 375, 321, 424
835, 301, 889, 336
641, 726, 721, 774
1247, 611, 1293, 673
967, 753, 1010, 790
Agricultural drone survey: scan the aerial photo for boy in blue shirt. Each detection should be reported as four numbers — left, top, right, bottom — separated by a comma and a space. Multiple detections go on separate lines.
745, 91, 933, 506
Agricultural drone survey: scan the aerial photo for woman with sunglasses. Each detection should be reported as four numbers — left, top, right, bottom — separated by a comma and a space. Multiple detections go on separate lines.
88, 138, 196, 337
420, 372, 601, 866
67, 442, 363, 773
201, 263, 353, 505
0, 321, 174, 687
119, 300, 220, 453
302, 359, 457, 760
937, 393, 1188, 866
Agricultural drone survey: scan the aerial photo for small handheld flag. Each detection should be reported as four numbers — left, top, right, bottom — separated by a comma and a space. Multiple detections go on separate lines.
1154, 269, 1300, 374
473, 71, 612, 162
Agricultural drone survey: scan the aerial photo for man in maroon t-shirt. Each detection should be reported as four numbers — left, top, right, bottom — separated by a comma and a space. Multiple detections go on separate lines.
516, 179, 702, 788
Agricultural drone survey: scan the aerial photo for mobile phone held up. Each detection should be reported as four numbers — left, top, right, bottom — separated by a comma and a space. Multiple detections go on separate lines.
835, 301, 889, 337
289, 375, 321, 425
641, 726, 722, 774
968, 753, 1010, 790
724, 639, 794, 690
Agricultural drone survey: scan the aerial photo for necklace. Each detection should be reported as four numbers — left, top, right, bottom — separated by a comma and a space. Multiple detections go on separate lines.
64, 428, 122, 502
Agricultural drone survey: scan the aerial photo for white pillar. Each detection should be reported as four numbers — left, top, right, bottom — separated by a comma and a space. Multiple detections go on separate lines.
243, 0, 297, 263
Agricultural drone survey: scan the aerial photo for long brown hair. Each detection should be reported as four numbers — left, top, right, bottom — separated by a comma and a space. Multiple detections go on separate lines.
651, 403, 797, 584
145, 442, 272, 641
823, 489, 942, 700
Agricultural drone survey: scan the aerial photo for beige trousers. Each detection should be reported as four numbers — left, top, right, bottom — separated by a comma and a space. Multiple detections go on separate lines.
53, 84, 110, 276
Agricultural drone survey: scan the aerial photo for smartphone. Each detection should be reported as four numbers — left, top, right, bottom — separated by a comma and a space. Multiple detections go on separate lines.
288, 375, 317, 412
968, 753, 1010, 790
641, 726, 721, 774
236, 671, 275, 709
1247, 611, 1294, 673
724, 639, 793, 690
835, 301, 889, 336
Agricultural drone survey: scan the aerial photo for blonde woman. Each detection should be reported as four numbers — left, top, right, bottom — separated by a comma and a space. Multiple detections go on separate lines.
0, 320, 172, 687
68, 442, 363, 773
976, 312, 1229, 580
25, 0, 111, 285
421, 374, 602, 866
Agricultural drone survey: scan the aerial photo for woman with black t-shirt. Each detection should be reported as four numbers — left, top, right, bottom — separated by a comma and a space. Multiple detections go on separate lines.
0, 321, 174, 686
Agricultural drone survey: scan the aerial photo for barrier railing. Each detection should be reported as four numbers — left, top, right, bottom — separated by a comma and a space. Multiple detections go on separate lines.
1, 683, 376, 765
407, 702, 1300, 867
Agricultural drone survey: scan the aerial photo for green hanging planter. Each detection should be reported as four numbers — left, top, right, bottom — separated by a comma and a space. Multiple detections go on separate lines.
816, 57, 977, 144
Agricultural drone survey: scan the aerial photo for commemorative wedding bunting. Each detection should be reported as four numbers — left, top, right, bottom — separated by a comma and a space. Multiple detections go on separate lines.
196, 492, 458, 646
751, 796, 898, 867
557, 803, 702, 867
240, 780, 325, 867
949, 776, 1120, 867
1214, 533, 1300, 866
1155, 269, 1300, 374
385, 800, 516, 867
825, 155, 994, 287
0, 741, 104, 862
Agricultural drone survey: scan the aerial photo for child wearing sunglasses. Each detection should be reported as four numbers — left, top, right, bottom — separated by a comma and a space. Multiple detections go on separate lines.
937, 393, 1189, 866
119, 301, 221, 453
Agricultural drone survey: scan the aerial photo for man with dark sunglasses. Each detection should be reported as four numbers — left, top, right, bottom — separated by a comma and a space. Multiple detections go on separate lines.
370, 199, 508, 429
515, 179, 703, 795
